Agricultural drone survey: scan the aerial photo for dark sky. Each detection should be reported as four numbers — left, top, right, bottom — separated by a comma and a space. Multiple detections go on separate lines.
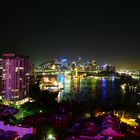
0, 0, 140, 69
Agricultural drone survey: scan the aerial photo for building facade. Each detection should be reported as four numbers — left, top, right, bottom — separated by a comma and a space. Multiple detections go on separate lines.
0, 121, 36, 138
2, 54, 30, 101
0, 59, 3, 93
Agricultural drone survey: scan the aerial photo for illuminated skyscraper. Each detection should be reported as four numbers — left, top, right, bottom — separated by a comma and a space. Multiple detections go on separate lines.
0, 59, 3, 93
2, 54, 30, 101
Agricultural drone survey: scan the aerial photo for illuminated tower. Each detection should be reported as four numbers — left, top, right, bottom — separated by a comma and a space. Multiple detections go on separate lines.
0, 59, 3, 93
92, 60, 96, 69
2, 54, 30, 101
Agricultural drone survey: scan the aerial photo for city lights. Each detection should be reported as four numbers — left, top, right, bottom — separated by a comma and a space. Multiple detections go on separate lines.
0, 1, 140, 139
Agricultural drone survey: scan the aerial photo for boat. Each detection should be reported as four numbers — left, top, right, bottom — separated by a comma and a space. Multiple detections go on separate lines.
43, 82, 61, 93
39, 77, 64, 93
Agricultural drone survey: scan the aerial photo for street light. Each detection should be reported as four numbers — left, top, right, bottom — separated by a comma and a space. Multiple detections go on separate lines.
47, 134, 56, 140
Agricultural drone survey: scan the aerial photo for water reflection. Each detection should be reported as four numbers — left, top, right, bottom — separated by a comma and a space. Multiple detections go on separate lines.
101, 78, 107, 100
56, 75, 138, 108
111, 78, 115, 94
91, 78, 97, 99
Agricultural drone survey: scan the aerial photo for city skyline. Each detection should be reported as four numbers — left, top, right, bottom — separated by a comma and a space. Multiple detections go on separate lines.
0, 1, 140, 70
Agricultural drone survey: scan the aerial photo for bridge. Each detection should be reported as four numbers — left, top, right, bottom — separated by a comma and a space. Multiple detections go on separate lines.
35, 60, 100, 77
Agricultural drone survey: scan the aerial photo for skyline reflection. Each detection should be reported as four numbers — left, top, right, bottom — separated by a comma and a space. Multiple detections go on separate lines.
56, 75, 139, 111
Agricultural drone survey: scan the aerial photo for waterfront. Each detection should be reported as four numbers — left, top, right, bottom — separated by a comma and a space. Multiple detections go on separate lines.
57, 75, 140, 111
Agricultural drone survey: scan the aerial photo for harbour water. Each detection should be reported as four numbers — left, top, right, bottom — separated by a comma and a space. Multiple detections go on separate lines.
57, 74, 140, 111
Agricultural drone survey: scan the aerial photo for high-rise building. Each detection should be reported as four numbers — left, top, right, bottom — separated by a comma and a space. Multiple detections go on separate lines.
2, 54, 30, 101
0, 59, 3, 94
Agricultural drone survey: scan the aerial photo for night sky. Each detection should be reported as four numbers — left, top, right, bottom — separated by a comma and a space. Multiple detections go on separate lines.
0, 1, 140, 70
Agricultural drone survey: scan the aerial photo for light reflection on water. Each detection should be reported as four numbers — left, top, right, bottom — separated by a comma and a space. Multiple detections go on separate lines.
57, 75, 138, 108
102, 78, 107, 100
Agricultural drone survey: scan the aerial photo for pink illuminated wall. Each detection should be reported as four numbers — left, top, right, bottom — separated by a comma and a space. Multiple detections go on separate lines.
0, 121, 36, 138
0, 59, 3, 92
